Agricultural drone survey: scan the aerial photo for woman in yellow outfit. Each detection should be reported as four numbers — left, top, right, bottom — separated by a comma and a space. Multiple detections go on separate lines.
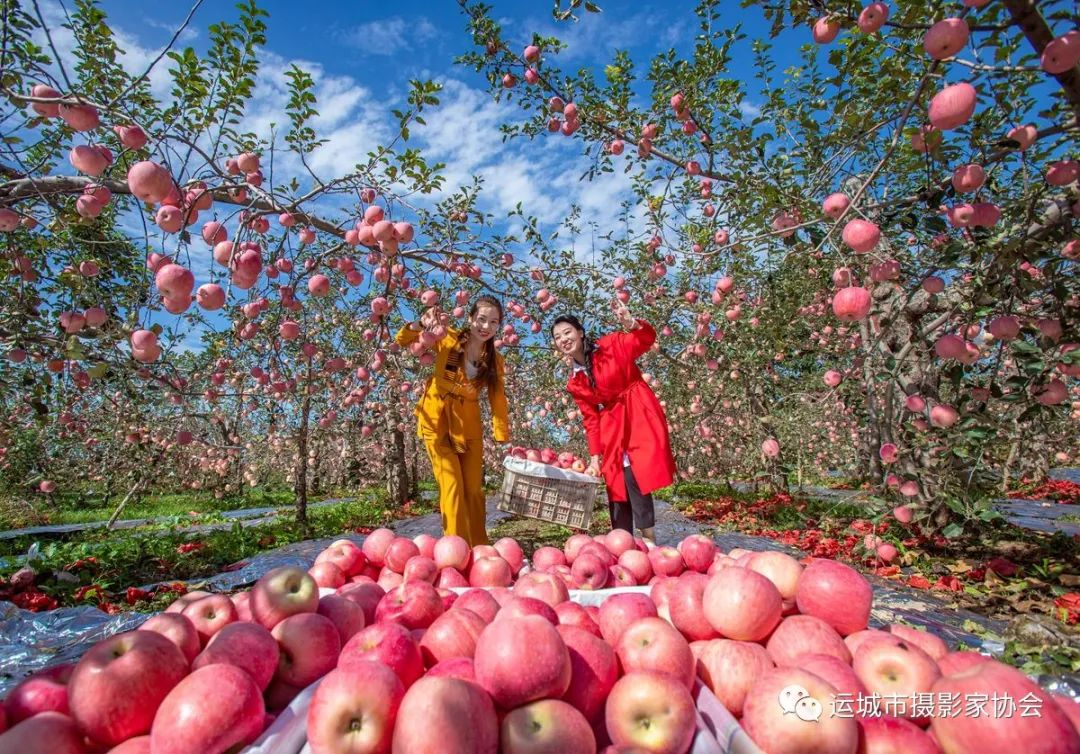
395, 295, 510, 547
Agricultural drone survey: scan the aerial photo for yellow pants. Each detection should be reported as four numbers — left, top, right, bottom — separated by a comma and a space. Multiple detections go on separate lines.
423, 435, 489, 547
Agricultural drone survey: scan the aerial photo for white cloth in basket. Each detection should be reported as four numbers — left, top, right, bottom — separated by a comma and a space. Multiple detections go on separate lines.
502, 456, 603, 484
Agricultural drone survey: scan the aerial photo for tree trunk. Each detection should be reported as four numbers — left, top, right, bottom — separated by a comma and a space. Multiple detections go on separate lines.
294, 390, 311, 530
385, 402, 409, 507
406, 429, 419, 500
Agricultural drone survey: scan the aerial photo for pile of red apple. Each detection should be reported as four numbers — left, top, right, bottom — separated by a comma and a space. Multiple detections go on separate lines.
506, 446, 589, 472
3, 529, 1079, 754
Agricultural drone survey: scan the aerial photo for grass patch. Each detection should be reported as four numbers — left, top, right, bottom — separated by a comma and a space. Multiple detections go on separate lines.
489, 508, 612, 556
1, 492, 431, 612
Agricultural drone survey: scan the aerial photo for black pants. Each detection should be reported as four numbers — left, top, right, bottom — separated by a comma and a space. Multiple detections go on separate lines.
609, 465, 656, 532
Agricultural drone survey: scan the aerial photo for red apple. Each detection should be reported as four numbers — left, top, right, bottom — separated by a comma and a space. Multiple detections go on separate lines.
696, 639, 775, 716
181, 594, 238, 645
580, 542, 616, 568
1052, 693, 1080, 735
494, 537, 525, 574
531, 546, 567, 572
857, 715, 942, 754
433, 535, 471, 571
426, 657, 477, 682
475, 616, 572, 708
420, 607, 487, 667
598, 593, 658, 646
678, 534, 717, 573
264, 677, 303, 714
251, 566, 319, 629
936, 650, 992, 677
337, 581, 385, 625
930, 659, 1080, 753
317, 593, 367, 644
384, 538, 421, 574
800, 652, 869, 705
615, 616, 696, 690
4, 664, 73, 723
767, 614, 852, 666
307, 662, 404, 754
164, 590, 211, 613
796, 558, 873, 636
565, 533, 593, 563
853, 636, 941, 723
402, 555, 438, 584
555, 601, 603, 637
844, 629, 891, 657
107, 734, 150, 753
193, 621, 279, 690
375, 580, 444, 629
501, 698, 596, 754
648, 547, 686, 577
703, 566, 783, 641
605, 671, 696, 754
271, 612, 341, 687
361, 528, 396, 568
608, 565, 636, 588
377, 568, 404, 591
68, 630, 188, 746
0, 712, 86, 754
309, 561, 348, 589
391, 676, 498, 753
436, 566, 469, 588
618, 549, 653, 583
412, 533, 437, 559
557, 624, 619, 724
339, 622, 424, 689
232, 591, 254, 622
513, 571, 570, 607
496, 595, 558, 624
316, 539, 366, 576
149, 664, 265, 754
452, 588, 501, 623
888, 623, 948, 660
604, 529, 636, 558
138, 613, 200, 664
470, 556, 513, 587
742, 668, 859, 754
649, 577, 679, 621
746, 550, 804, 606
571, 554, 610, 590
668, 572, 720, 641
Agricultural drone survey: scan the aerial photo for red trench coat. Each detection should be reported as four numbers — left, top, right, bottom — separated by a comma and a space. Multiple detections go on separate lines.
566, 319, 677, 503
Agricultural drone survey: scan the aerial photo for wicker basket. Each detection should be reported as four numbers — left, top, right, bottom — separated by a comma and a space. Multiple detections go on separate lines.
497, 458, 604, 530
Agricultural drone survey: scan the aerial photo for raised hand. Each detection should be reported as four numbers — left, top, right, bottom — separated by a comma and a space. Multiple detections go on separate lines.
612, 297, 636, 330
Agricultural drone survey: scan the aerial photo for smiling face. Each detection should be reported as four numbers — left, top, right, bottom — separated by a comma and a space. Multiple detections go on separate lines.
469, 302, 501, 342
552, 322, 585, 360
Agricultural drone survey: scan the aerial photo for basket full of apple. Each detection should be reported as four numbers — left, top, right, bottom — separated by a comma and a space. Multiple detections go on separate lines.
2, 527, 1079, 754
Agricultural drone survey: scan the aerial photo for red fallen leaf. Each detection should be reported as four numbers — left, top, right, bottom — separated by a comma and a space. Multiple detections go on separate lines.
985, 557, 1019, 578
875, 566, 901, 577
968, 568, 987, 582
1054, 593, 1080, 625
932, 575, 963, 592
125, 587, 151, 605
907, 575, 932, 589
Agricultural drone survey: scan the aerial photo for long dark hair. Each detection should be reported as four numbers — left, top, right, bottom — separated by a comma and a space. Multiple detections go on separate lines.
460, 294, 503, 389
550, 314, 597, 388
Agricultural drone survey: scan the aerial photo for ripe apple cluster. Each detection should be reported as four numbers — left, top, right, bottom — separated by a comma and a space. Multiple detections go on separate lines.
3, 529, 1079, 754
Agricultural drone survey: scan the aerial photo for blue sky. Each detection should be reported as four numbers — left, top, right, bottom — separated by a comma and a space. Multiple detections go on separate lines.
32, 0, 808, 352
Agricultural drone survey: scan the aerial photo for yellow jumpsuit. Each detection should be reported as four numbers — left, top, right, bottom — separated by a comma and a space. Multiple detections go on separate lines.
395, 325, 510, 547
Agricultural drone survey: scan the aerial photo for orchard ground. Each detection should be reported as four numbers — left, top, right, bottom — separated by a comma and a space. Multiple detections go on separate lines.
2, 473, 1078, 677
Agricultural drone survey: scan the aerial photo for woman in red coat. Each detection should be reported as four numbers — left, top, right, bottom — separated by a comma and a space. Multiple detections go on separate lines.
551, 301, 677, 544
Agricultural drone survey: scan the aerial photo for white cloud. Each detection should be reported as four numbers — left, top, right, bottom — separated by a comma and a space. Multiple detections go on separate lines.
738, 100, 763, 120
336, 16, 440, 56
